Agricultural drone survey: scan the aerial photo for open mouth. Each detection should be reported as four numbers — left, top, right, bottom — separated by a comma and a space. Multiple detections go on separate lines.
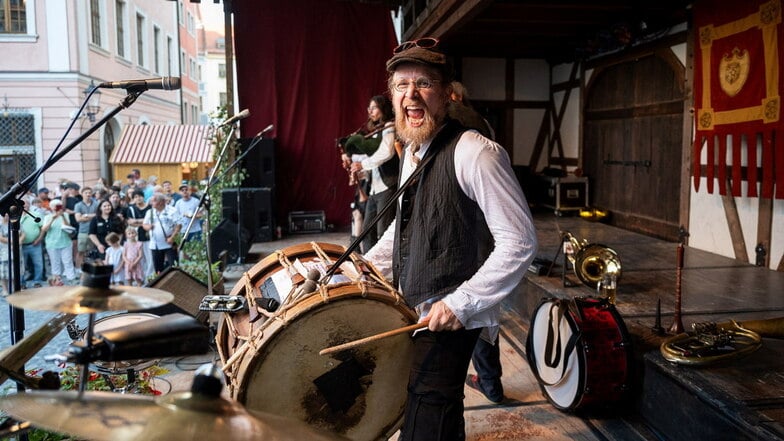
406, 106, 426, 127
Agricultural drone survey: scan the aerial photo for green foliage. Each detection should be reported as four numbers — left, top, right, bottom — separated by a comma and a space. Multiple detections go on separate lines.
175, 106, 245, 285
1, 365, 169, 440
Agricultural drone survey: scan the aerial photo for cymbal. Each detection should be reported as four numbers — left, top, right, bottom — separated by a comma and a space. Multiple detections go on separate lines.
1, 390, 347, 441
5, 285, 173, 314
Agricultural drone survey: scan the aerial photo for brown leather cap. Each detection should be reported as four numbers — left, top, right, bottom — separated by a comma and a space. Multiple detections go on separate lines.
386, 46, 448, 71
386, 47, 455, 83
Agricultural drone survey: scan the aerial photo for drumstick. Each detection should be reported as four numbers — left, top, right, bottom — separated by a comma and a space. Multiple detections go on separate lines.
319, 319, 429, 356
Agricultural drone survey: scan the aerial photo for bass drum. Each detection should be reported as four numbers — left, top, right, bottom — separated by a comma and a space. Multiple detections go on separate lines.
216, 242, 416, 441
526, 296, 632, 412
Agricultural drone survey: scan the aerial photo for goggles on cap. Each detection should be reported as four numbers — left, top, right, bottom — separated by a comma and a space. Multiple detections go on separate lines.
393, 37, 440, 54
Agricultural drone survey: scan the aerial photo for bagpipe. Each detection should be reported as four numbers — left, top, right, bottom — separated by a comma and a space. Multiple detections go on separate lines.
336, 120, 395, 186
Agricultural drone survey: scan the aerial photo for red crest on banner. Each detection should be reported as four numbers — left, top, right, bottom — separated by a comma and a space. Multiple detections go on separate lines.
693, 0, 783, 198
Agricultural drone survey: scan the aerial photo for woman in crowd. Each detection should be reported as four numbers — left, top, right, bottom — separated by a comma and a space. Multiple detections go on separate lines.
88, 199, 125, 264
40, 199, 77, 282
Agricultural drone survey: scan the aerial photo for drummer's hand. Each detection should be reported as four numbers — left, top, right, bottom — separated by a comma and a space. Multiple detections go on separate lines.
424, 301, 463, 331
350, 162, 363, 173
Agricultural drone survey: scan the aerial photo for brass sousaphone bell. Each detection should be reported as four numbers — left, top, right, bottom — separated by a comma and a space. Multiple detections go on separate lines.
563, 232, 622, 288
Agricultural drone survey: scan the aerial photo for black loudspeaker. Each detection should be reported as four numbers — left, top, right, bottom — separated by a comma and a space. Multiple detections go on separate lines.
240, 137, 275, 188
140, 267, 209, 324
221, 187, 274, 242
210, 218, 251, 262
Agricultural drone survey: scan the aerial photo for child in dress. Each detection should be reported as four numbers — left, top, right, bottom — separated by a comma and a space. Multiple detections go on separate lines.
104, 232, 125, 285
123, 226, 144, 286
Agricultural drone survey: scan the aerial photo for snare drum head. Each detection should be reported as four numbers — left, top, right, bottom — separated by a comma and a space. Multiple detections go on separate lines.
527, 299, 584, 411
232, 286, 415, 441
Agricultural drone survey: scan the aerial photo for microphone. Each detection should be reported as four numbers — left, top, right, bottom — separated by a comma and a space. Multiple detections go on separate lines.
98, 77, 181, 91
217, 109, 250, 127
259, 124, 274, 136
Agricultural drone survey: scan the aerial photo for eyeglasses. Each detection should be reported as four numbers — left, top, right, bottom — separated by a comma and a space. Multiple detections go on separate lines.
393, 37, 440, 54
367, 105, 379, 111
392, 77, 440, 93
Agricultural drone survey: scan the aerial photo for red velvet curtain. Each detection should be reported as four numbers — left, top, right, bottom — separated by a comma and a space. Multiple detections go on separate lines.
693, 0, 783, 198
232, 0, 398, 227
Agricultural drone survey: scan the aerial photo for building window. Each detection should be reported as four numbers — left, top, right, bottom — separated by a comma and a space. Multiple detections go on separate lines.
90, 0, 102, 46
216, 37, 225, 50
136, 13, 145, 67
115, 0, 125, 57
181, 50, 186, 76
153, 26, 161, 73
0, 0, 26, 33
167, 36, 173, 76
219, 92, 227, 107
0, 113, 35, 193
218, 63, 226, 79
189, 58, 196, 79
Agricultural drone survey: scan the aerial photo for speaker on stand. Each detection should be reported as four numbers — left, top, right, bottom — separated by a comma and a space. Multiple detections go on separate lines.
222, 187, 275, 246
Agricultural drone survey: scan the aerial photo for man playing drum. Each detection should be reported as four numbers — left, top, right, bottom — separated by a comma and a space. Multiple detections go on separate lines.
364, 38, 537, 441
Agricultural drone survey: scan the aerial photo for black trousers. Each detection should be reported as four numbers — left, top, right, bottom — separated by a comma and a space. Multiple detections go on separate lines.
400, 327, 481, 441
361, 187, 396, 253
472, 335, 503, 398
151, 247, 178, 274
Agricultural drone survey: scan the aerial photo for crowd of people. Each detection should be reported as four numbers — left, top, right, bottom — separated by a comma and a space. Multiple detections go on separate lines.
0, 169, 205, 294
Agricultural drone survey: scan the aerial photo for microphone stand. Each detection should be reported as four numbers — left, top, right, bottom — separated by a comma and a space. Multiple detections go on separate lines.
0, 90, 144, 398
181, 123, 238, 295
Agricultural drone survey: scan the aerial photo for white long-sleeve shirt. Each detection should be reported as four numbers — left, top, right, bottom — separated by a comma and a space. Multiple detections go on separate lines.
360, 126, 397, 195
365, 129, 538, 341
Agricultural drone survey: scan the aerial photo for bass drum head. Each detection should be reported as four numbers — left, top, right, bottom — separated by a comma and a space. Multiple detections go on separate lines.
527, 299, 585, 411
235, 285, 415, 441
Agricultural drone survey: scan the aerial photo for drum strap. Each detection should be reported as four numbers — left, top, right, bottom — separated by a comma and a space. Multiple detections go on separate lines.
538, 300, 580, 386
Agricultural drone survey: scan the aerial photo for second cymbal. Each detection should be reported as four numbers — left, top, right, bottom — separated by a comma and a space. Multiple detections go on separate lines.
6, 285, 173, 314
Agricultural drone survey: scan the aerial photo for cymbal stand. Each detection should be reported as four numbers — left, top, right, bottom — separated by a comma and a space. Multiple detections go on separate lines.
0, 89, 144, 410
78, 313, 97, 396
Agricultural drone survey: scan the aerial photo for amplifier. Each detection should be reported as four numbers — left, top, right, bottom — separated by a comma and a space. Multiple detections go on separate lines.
288, 210, 326, 234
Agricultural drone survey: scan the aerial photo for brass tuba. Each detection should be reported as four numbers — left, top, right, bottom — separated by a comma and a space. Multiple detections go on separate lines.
563, 231, 622, 288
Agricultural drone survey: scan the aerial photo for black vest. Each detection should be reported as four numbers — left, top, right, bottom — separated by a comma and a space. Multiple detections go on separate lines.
393, 120, 492, 307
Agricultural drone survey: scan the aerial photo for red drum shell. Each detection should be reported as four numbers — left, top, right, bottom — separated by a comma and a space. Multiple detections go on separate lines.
526, 296, 631, 411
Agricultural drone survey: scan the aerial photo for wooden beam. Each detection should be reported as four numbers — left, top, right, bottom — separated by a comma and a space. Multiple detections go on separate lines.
721, 178, 749, 263
756, 197, 773, 267
548, 62, 579, 171
528, 110, 550, 170
405, 0, 491, 40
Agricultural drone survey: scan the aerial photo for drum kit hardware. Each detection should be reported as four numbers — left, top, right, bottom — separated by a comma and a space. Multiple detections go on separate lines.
1, 364, 347, 440
0, 243, 417, 440
6, 267, 173, 314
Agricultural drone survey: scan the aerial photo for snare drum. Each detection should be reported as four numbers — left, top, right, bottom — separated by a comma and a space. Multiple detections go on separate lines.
83, 313, 160, 374
526, 296, 632, 412
216, 242, 416, 440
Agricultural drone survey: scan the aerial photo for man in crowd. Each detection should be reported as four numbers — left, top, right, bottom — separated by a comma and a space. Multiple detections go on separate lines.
174, 184, 203, 242
20, 196, 45, 287
143, 193, 182, 274
74, 186, 97, 265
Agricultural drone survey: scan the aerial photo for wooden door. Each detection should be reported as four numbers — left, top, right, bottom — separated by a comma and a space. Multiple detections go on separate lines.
583, 53, 684, 241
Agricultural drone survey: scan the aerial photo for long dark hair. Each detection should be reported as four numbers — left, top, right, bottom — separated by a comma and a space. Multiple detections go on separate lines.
372, 95, 394, 123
